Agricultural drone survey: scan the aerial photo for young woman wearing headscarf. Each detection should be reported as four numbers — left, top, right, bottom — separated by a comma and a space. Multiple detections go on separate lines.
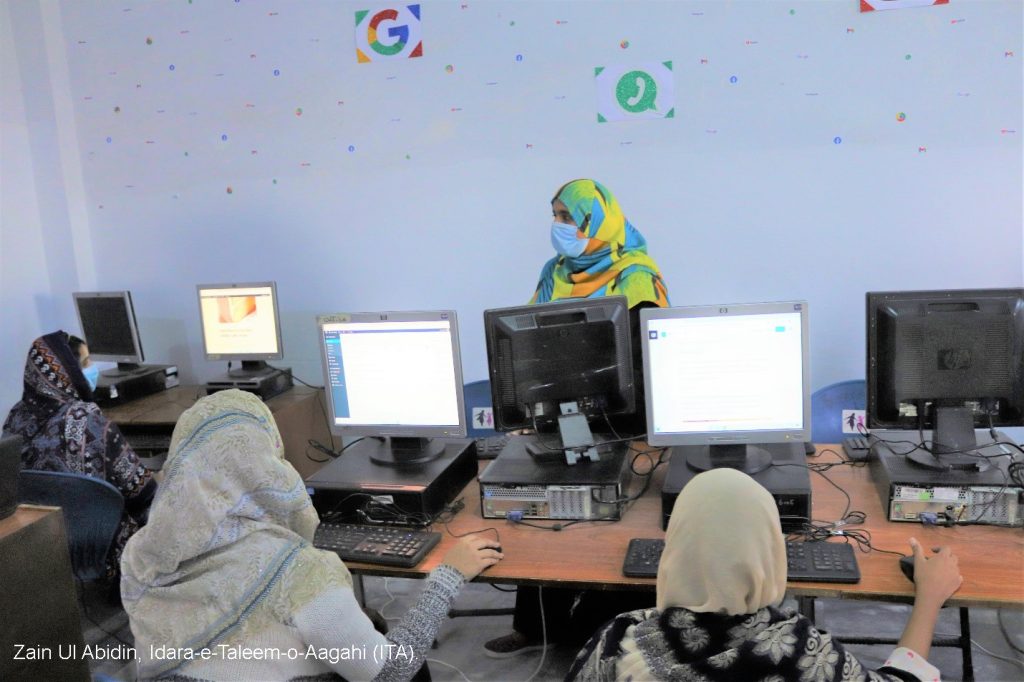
2, 331, 156, 579
121, 389, 502, 681
485, 180, 669, 658
567, 468, 962, 681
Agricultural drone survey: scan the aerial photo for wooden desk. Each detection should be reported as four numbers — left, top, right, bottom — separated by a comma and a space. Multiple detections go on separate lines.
344, 446, 1024, 610
103, 385, 333, 480
0, 506, 90, 682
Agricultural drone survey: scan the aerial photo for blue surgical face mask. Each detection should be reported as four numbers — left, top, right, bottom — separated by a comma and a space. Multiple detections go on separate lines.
550, 222, 589, 258
82, 364, 99, 392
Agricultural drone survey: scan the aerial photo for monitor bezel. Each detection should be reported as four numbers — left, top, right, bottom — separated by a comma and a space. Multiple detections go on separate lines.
866, 287, 1024, 430
71, 290, 145, 364
316, 310, 468, 440
640, 301, 811, 447
196, 281, 285, 362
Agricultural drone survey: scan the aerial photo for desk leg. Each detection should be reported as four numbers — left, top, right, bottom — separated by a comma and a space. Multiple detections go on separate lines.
959, 607, 973, 682
353, 574, 366, 607
798, 596, 816, 623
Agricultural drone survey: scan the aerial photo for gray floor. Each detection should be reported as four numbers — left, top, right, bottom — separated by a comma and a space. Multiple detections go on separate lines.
81, 578, 1023, 681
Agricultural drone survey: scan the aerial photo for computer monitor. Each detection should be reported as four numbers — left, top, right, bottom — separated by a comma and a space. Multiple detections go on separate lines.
72, 291, 147, 377
317, 310, 466, 466
867, 288, 1024, 471
641, 301, 811, 474
197, 282, 284, 378
484, 296, 635, 464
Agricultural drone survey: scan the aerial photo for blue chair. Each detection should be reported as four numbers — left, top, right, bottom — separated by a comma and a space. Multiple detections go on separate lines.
811, 380, 866, 444
18, 470, 124, 582
464, 379, 497, 437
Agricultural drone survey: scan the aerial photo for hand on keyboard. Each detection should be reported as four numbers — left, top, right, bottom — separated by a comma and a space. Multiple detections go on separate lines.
442, 534, 504, 580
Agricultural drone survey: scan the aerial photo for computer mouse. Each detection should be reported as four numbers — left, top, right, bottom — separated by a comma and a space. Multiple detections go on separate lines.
494, 545, 503, 554
899, 555, 915, 583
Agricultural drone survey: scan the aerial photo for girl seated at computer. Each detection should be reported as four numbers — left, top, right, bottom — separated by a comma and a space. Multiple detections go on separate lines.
3, 331, 157, 583
121, 389, 502, 681
566, 468, 962, 682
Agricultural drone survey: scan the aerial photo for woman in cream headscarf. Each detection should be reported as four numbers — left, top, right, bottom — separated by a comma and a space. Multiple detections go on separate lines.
122, 389, 501, 681
567, 468, 962, 682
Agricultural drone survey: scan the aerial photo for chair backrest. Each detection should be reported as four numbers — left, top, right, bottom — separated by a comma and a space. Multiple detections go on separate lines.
811, 379, 867, 444
17, 470, 124, 582
463, 379, 497, 438
0, 434, 23, 519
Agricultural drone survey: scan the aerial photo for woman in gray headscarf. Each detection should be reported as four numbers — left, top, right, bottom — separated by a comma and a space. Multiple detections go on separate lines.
122, 389, 501, 681
567, 468, 962, 682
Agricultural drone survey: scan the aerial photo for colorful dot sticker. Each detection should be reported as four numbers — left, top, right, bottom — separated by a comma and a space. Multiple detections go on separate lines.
620, 40, 629, 49
834, 136, 842, 144
226, 187, 233, 194
897, 112, 906, 122
729, 76, 738, 83
295, 107, 303, 116
905, 54, 912, 60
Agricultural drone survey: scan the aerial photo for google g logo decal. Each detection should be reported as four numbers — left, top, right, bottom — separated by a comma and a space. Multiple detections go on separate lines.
355, 5, 423, 62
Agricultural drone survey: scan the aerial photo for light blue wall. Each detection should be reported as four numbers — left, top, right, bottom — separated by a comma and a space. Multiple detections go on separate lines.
3, 1, 1022, 439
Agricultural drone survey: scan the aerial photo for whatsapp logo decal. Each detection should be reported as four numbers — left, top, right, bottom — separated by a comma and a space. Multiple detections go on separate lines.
615, 70, 657, 113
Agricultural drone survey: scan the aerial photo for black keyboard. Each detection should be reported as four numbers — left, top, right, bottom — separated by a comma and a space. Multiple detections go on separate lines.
123, 432, 172, 453
622, 539, 861, 583
474, 434, 510, 460
786, 541, 861, 583
313, 522, 441, 568
842, 436, 872, 461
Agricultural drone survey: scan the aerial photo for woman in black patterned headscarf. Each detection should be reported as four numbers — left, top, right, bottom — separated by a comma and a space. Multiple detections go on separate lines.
2, 331, 156, 579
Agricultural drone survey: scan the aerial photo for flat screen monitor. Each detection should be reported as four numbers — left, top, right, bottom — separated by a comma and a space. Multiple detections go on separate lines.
197, 282, 283, 376
72, 291, 145, 376
317, 310, 466, 465
867, 288, 1024, 470
484, 296, 634, 463
641, 301, 811, 474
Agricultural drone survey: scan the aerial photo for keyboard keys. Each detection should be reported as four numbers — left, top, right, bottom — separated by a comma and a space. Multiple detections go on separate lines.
313, 522, 441, 568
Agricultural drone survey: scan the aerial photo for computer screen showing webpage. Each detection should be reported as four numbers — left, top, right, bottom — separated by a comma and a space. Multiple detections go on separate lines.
322, 319, 460, 428
199, 285, 280, 356
647, 311, 804, 435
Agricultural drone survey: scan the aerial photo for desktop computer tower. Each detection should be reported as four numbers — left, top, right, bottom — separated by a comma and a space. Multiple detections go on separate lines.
307, 439, 476, 524
205, 367, 293, 401
661, 442, 812, 531
478, 436, 631, 521
870, 434, 1023, 527
94, 365, 179, 406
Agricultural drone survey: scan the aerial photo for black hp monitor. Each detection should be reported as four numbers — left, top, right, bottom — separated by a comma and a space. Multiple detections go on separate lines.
484, 296, 635, 465
72, 291, 146, 376
867, 288, 1024, 471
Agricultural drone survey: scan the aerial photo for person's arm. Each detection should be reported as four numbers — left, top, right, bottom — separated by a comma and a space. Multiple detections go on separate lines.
896, 537, 963, 659
294, 535, 502, 682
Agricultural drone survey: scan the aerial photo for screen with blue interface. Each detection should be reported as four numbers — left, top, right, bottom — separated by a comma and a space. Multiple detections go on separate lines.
321, 318, 461, 429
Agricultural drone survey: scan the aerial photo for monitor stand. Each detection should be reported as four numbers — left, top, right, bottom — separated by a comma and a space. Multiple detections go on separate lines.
682, 443, 773, 475
907, 406, 992, 472
359, 437, 446, 466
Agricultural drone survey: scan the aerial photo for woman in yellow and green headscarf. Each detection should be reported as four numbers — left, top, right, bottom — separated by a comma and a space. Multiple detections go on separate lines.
532, 178, 669, 308
484, 181, 667, 659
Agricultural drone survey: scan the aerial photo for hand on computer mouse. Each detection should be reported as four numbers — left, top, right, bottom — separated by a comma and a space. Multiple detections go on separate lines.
907, 537, 962, 606
442, 535, 504, 580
